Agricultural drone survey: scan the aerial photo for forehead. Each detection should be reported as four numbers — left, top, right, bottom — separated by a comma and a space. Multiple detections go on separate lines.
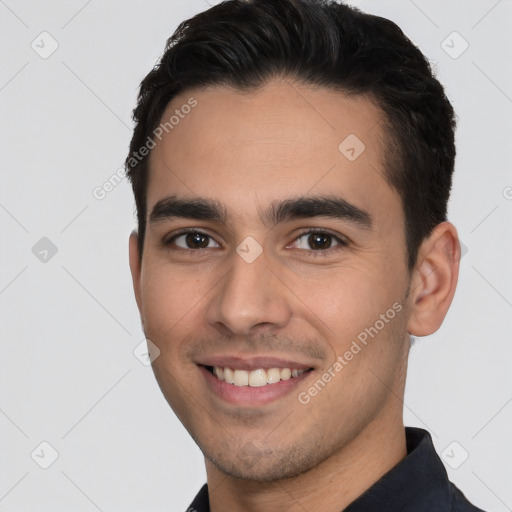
146, 79, 399, 226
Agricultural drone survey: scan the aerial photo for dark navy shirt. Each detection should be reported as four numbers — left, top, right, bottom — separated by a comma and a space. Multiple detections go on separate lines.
186, 427, 486, 511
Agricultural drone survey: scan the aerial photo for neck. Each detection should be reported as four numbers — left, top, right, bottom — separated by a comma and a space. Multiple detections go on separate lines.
206, 416, 407, 512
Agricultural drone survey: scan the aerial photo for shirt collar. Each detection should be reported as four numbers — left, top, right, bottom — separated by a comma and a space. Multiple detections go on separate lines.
344, 426, 452, 511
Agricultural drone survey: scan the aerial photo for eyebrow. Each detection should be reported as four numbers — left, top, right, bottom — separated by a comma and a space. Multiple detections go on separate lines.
149, 194, 373, 230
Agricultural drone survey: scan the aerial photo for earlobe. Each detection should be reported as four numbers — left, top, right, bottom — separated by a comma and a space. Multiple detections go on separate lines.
407, 222, 460, 337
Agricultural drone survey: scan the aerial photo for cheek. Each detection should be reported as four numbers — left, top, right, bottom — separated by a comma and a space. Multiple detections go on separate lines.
139, 266, 211, 418
139, 263, 212, 351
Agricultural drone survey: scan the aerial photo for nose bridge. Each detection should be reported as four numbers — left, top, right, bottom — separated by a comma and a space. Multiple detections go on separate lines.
206, 245, 291, 335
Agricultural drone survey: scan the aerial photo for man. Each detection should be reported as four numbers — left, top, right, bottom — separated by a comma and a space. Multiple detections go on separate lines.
125, 0, 485, 510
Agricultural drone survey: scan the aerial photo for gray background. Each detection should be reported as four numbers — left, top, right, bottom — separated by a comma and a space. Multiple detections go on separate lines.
1, 0, 511, 510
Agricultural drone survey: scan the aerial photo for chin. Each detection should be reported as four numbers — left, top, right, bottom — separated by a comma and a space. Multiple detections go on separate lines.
203, 440, 326, 483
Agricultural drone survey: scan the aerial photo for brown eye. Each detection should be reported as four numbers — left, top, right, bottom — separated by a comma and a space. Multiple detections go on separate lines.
290, 229, 348, 256
165, 231, 220, 250
183, 232, 210, 249
307, 232, 333, 250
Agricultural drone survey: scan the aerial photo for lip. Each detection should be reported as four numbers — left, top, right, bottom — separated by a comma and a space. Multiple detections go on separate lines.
196, 355, 314, 371
199, 364, 314, 406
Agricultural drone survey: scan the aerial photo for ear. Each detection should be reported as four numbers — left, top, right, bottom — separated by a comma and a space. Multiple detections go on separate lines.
406, 221, 460, 337
128, 230, 144, 330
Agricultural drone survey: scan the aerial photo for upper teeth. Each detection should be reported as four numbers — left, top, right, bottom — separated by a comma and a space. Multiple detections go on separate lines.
213, 367, 306, 387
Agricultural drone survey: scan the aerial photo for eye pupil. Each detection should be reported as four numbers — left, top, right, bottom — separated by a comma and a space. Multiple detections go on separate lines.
186, 233, 209, 248
309, 233, 331, 250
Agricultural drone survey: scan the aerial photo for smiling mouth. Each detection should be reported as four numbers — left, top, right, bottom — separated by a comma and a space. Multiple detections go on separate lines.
205, 365, 314, 387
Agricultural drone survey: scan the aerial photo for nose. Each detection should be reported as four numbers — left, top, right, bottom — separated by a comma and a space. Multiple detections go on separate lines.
205, 246, 292, 337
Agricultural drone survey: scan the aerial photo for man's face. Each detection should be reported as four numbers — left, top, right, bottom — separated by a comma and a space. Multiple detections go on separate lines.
130, 79, 414, 481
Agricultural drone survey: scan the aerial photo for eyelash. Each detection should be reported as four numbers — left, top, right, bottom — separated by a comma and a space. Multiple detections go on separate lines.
161, 228, 349, 257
